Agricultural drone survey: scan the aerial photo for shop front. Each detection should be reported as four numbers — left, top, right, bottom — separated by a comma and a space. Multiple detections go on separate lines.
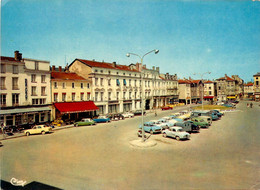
54, 101, 99, 123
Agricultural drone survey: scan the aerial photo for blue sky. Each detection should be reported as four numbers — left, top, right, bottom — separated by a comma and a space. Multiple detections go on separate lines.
1, 0, 260, 82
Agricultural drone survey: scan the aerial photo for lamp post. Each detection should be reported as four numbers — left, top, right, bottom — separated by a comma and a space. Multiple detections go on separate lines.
126, 49, 159, 142
193, 72, 211, 110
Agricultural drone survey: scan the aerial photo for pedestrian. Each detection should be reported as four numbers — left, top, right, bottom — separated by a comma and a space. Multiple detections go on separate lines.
247, 103, 249, 108
155, 111, 157, 117
1, 123, 5, 139
250, 103, 253, 108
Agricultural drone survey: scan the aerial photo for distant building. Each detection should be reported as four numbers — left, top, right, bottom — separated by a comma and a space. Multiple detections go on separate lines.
0, 51, 51, 127
203, 80, 215, 102
253, 72, 260, 101
243, 82, 254, 99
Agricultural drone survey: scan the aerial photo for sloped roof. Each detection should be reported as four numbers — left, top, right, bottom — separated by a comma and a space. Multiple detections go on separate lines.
204, 80, 214, 83
51, 71, 88, 81
226, 76, 234, 81
75, 59, 140, 72
190, 80, 201, 84
253, 72, 260, 77
1, 56, 22, 63
178, 79, 192, 84
244, 82, 253, 86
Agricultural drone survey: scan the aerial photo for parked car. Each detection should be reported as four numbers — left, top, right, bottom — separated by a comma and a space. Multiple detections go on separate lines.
139, 122, 162, 134
122, 112, 134, 118
133, 110, 146, 116
161, 116, 172, 121
175, 121, 200, 133
223, 103, 235, 108
24, 125, 52, 136
211, 110, 223, 117
162, 126, 191, 141
74, 118, 96, 127
150, 119, 173, 130
161, 106, 173, 110
107, 113, 125, 121
190, 117, 210, 128
93, 116, 111, 123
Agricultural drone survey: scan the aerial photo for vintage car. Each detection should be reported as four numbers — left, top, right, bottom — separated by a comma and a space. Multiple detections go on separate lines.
190, 117, 210, 128
162, 126, 190, 141
161, 106, 173, 111
139, 121, 162, 134
149, 119, 173, 130
74, 118, 96, 127
177, 111, 191, 121
161, 116, 172, 121
211, 110, 223, 117
133, 110, 146, 116
93, 116, 111, 123
24, 125, 52, 136
174, 121, 200, 133
107, 113, 125, 121
122, 112, 134, 118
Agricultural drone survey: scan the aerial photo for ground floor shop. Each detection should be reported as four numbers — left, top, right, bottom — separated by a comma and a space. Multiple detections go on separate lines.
0, 106, 51, 128
53, 101, 99, 122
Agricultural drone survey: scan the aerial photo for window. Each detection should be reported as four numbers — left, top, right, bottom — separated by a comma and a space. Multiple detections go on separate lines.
129, 79, 131, 86
41, 75, 46, 83
123, 79, 127, 86
100, 92, 104, 101
209, 86, 211, 90
31, 86, 37, 96
116, 79, 120, 86
72, 83, 75, 88
129, 92, 132, 99
108, 92, 111, 100
95, 78, 98, 86
256, 81, 259, 86
148, 81, 150, 87
135, 92, 137, 99
13, 65, 18, 74
87, 83, 90, 88
80, 93, 84, 101
100, 78, 103, 86
135, 80, 137, 86
0, 94, 6, 106
41, 113, 45, 122
1, 64, 6, 73
54, 82, 57, 88
209, 91, 212, 95
108, 71, 111, 75
87, 93, 90, 100
62, 83, 66, 89
123, 92, 126, 99
95, 69, 98, 72
0, 77, 6, 89
117, 72, 119, 75
81, 83, 84, 89
12, 93, 19, 106
72, 93, 76, 101
41, 87, 46, 96
140, 80, 142, 87
31, 74, 36, 82
95, 92, 98, 101
108, 79, 111, 86
100, 70, 103, 73
54, 93, 58, 102
35, 61, 39, 70
117, 92, 119, 100
62, 93, 66, 101
12, 77, 19, 90
123, 73, 125, 75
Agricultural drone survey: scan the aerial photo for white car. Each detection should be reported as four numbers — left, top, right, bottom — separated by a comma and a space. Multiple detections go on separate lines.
150, 120, 171, 130
122, 112, 134, 118
24, 125, 52, 136
162, 126, 190, 141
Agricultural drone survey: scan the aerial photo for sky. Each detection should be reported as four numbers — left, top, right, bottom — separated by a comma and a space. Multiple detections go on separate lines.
1, 0, 260, 82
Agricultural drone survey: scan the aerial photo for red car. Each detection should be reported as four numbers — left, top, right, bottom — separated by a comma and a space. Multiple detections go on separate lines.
161, 106, 173, 111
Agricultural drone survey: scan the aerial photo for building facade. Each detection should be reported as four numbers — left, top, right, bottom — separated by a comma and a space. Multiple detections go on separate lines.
253, 72, 260, 101
0, 51, 51, 127
243, 82, 254, 99
203, 80, 215, 102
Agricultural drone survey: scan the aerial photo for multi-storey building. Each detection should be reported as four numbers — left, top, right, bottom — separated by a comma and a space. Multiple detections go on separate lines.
244, 82, 254, 99
51, 66, 97, 121
253, 72, 260, 101
178, 79, 192, 104
203, 80, 215, 102
0, 51, 51, 127
232, 75, 244, 98
68, 59, 178, 114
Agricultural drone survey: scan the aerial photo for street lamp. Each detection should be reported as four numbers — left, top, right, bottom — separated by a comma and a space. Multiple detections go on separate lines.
126, 49, 159, 142
193, 72, 211, 110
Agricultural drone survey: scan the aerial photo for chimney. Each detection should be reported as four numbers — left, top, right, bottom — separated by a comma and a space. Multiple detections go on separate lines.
52, 66, 56, 71
112, 62, 116, 67
59, 66, 62, 72
152, 66, 155, 70
156, 67, 159, 72
14, 51, 22, 61
189, 76, 191, 80
143, 64, 146, 69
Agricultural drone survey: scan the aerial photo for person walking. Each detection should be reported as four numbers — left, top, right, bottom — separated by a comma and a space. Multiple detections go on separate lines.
1, 123, 5, 139
250, 102, 253, 108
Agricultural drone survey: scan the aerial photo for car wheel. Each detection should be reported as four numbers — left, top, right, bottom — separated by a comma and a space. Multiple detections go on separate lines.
162, 133, 167, 138
198, 125, 201, 129
74, 123, 78, 127
26, 132, 30, 136
176, 136, 180, 141
41, 131, 46, 135
150, 130, 153, 134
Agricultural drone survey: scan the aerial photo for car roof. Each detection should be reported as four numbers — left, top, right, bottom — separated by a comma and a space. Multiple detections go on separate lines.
144, 121, 153, 124
169, 126, 183, 130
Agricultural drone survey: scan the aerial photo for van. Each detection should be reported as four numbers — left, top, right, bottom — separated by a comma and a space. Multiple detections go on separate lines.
174, 121, 200, 133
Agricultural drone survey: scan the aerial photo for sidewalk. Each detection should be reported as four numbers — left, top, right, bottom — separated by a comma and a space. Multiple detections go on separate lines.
0, 124, 74, 141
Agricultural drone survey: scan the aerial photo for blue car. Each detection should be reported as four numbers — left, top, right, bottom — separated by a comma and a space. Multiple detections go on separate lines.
139, 121, 162, 134
93, 116, 111, 123
211, 113, 219, 121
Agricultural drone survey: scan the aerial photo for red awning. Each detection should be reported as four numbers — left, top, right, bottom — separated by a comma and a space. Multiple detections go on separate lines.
54, 101, 99, 114
204, 96, 214, 99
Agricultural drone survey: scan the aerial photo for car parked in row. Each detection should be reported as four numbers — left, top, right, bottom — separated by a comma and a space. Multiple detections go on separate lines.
74, 118, 96, 127
162, 126, 190, 141
174, 121, 200, 133
122, 112, 134, 118
24, 125, 52, 136
93, 116, 111, 123
190, 117, 209, 128
133, 110, 146, 116
139, 122, 162, 134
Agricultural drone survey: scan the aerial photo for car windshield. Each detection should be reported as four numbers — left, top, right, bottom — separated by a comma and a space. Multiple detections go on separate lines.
200, 119, 204, 122
177, 129, 183, 132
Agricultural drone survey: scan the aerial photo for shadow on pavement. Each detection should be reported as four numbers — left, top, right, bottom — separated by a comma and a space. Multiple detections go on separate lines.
1, 180, 62, 190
